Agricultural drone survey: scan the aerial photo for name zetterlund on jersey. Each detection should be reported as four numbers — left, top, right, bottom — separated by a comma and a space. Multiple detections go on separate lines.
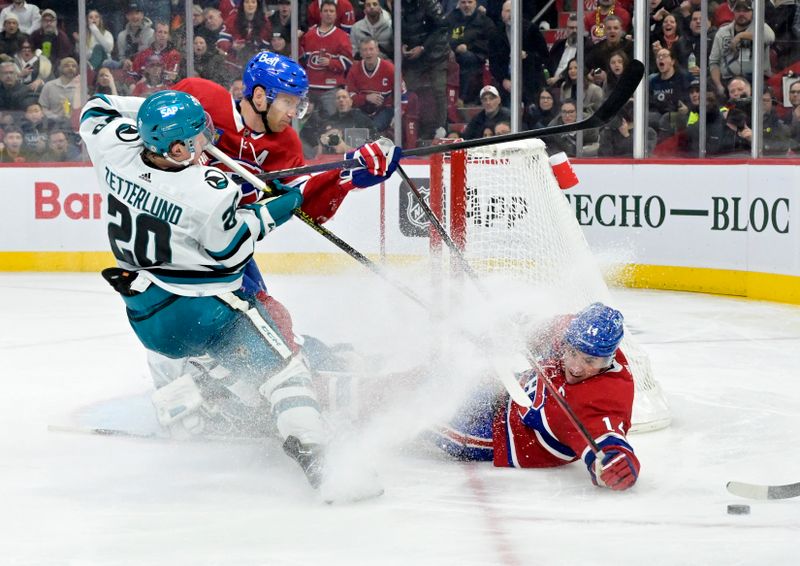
104, 166, 184, 225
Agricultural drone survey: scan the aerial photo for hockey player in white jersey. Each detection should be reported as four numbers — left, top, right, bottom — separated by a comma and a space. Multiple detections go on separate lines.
79, 91, 328, 489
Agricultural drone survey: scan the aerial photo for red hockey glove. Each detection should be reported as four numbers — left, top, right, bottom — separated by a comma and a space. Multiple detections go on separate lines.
339, 137, 402, 189
592, 445, 640, 491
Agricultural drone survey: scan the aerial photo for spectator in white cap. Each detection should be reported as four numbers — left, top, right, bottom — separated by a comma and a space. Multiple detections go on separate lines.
0, 0, 41, 35
0, 13, 27, 55
462, 85, 512, 140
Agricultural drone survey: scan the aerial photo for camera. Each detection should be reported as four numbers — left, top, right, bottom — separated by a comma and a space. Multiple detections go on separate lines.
327, 133, 340, 146
322, 131, 340, 147
726, 108, 748, 131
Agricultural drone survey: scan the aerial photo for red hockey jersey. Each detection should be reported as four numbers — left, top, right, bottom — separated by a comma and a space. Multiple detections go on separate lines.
173, 77, 352, 223
345, 58, 395, 112
299, 26, 353, 90
307, 0, 356, 33
492, 349, 635, 469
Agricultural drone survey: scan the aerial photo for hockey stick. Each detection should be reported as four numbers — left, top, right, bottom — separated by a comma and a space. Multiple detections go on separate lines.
255, 60, 645, 183
48, 423, 263, 443
207, 146, 532, 407
205, 144, 428, 310
397, 163, 611, 456
726, 480, 800, 500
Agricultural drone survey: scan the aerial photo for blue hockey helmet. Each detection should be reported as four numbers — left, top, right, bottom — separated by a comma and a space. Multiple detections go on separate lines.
564, 303, 624, 358
242, 51, 309, 117
137, 90, 213, 164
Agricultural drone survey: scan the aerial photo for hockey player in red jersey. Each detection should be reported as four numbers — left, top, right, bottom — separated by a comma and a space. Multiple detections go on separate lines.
300, 0, 354, 114
432, 302, 640, 491
174, 51, 393, 223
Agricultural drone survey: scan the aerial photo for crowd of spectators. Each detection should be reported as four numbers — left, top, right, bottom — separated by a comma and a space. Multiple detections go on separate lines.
0, 0, 799, 162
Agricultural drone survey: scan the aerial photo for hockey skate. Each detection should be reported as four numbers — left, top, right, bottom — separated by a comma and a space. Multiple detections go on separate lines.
282, 435, 326, 489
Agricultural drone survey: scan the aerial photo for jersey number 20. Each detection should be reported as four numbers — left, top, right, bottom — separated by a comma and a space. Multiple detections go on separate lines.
107, 195, 172, 267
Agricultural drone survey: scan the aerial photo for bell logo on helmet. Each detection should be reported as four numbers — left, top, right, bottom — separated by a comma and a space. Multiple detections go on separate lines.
257, 53, 280, 66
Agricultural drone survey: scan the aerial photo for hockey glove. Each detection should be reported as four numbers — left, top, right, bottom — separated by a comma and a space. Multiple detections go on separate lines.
339, 137, 402, 190
589, 445, 640, 491
261, 183, 303, 227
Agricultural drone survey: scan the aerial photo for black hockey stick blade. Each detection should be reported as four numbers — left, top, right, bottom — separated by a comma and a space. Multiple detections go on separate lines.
726, 480, 800, 500
256, 59, 645, 182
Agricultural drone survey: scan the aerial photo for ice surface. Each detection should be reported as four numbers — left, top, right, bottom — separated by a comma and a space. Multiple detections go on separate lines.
2, 272, 799, 566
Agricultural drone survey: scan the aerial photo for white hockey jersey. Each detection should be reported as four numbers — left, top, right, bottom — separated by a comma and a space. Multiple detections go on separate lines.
79, 94, 276, 297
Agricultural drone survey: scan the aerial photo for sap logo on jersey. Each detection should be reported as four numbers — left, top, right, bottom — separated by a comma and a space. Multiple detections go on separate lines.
159, 105, 179, 118
116, 123, 140, 143
204, 169, 229, 190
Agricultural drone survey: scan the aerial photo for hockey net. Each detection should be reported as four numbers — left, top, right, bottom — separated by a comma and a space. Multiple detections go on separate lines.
428, 138, 670, 433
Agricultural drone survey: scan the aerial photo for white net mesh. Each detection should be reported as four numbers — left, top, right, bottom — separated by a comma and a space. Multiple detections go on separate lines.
439, 138, 670, 432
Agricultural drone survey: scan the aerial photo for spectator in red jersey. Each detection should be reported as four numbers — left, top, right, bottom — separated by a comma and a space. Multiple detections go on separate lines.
131, 55, 169, 97
300, 0, 353, 116
131, 21, 182, 82
346, 37, 396, 132
224, 0, 273, 67
307, 0, 356, 34
585, 0, 631, 44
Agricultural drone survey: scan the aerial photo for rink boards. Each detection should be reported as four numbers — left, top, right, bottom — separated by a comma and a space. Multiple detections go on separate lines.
0, 159, 798, 304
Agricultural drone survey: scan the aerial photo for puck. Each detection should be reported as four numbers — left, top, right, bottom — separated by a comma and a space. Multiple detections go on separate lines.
727, 504, 751, 515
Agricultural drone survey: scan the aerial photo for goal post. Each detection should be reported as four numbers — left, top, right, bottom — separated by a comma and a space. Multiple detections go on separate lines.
429, 139, 671, 433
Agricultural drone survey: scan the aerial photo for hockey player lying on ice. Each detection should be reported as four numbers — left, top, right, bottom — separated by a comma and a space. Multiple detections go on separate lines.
150, 299, 640, 492
309, 301, 640, 492
426, 302, 640, 491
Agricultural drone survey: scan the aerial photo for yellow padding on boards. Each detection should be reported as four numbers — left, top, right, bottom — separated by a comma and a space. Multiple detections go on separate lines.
0, 252, 426, 275
613, 264, 800, 305
2, 253, 798, 305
